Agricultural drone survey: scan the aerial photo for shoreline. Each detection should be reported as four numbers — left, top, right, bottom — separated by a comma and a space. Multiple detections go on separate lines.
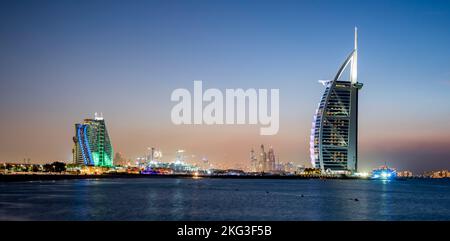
0, 173, 423, 182
0, 173, 372, 182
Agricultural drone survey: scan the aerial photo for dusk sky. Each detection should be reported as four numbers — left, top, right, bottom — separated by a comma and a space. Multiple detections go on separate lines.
0, 0, 449, 173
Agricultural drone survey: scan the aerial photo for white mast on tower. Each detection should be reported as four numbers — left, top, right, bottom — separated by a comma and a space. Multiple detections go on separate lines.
350, 26, 358, 84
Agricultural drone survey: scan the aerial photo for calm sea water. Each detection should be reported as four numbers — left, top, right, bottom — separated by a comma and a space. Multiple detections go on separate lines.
0, 178, 449, 220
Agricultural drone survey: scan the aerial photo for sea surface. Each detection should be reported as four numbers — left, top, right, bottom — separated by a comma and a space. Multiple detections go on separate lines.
0, 178, 449, 220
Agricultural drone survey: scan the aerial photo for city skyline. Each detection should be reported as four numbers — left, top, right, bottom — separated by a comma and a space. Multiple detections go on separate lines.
1, 0, 450, 173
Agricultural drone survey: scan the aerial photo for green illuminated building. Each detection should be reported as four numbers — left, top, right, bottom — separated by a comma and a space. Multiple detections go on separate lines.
72, 113, 114, 167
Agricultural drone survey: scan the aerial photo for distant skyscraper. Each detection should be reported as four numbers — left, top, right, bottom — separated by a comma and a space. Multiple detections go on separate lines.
114, 152, 126, 166
310, 28, 363, 173
267, 146, 276, 172
72, 113, 114, 166
175, 149, 185, 164
250, 148, 258, 172
259, 144, 266, 172
147, 147, 155, 163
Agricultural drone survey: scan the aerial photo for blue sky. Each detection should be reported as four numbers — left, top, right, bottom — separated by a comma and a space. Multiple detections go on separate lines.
0, 0, 449, 172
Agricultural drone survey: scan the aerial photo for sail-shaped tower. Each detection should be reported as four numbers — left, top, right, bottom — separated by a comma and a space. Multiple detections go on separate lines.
310, 28, 363, 173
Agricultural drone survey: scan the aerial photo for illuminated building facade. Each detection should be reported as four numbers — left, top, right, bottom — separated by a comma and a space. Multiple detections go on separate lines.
267, 146, 276, 172
259, 144, 267, 172
72, 113, 114, 167
250, 148, 258, 172
253, 144, 277, 173
310, 28, 363, 173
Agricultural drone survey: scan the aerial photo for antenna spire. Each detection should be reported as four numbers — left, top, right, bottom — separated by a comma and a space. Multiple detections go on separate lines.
350, 26, 358, 83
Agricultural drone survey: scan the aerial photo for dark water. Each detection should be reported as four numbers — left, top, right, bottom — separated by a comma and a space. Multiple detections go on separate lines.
0, 178, 449, 220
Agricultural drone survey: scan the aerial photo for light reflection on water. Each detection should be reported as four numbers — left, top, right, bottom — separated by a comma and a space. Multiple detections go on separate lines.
0, 178, 449, 220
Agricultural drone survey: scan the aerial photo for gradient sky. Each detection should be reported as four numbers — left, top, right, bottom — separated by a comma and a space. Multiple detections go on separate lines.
0, 0, 449, 173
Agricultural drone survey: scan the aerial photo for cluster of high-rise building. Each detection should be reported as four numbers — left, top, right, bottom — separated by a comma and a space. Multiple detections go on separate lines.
397, 170, 413, 178
426, 170, 450, 178
72, 113, 114, 167
250, 145, 276, 173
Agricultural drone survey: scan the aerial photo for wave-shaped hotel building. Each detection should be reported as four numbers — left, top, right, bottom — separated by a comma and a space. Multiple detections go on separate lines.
72, 113, 114, 167
310, 28, 363, 174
